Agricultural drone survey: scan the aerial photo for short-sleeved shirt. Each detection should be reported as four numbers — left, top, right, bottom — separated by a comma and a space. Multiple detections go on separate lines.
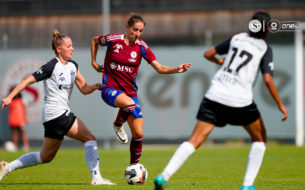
205, 32, 274, 107
9, 98, 26, 127
32, 58, 78, 122
98, 34, 156, 97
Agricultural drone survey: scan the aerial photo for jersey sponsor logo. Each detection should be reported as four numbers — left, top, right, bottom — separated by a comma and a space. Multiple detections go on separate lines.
110, 62, 117, 69
216, 72, 239, 85
117, 64, 134, 73
58, 84, 73, 90
110, 62, 134, 73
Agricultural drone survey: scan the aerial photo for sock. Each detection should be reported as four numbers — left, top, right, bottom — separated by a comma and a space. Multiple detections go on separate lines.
8, 152, 42, 172
242, 142, 266, 186
84, 140, 102, 180
162, 141, 195, 181
114, 104, 135, 127
130, 138, 143, 164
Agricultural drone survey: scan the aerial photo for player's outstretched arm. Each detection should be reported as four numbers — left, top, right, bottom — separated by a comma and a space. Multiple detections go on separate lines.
263, 73, 288, 121
91, 36, 104, 73
150, 60, 191, 74
75, 69, 101, 95
1, 75, 36, 110
203, 47, 225, 65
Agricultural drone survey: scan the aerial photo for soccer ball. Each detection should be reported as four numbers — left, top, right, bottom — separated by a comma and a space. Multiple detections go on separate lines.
124, 163, 148, 185
4, 141, 17, 152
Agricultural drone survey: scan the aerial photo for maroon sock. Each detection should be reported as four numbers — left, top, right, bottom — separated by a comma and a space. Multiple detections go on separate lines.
114, 104, 135, 127
130, 138, 143, 164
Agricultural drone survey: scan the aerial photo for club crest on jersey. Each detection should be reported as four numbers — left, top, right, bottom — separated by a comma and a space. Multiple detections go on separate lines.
114, 44, 123, 53
128, 51, 137, 63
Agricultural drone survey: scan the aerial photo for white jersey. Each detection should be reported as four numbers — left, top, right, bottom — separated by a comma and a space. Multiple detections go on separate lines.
205, 33, 274, 107
32, 58, 78, 122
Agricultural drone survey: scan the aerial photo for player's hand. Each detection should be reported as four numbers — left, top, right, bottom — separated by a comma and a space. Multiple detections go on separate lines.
94, 64, 104, 72
1, 97, 12, 110
92, 61, 104, 73
279, 104, 288, 121
94, 83, 102, 90
218, 57, 225, 65
176, 63, 192, 73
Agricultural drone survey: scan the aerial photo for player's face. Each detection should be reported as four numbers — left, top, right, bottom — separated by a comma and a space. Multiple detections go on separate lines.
57, 37, 74, 61
126, 22, 145, 42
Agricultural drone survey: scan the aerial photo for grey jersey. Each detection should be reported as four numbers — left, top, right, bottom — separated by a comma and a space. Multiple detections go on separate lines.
205, 33, 273, 107
32, 58, 78, 122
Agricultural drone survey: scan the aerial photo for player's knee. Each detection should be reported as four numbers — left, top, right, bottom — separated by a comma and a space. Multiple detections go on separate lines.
41, 155, 55, 163
82, 134, 96, 143
88, 134, 96, 141
123, 104, 136, 113
250, 133, 265, 142
132, 132, 143, 139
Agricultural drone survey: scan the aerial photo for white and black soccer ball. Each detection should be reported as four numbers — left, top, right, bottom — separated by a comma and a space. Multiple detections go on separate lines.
124, 163, 148, 185
4, 141, 17, 152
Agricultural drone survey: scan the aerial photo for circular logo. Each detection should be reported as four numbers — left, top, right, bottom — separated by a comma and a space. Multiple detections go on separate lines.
131, 51, 137, 59
249, 19, 262, 33
110, 62, 117, 69
268, 20, 280, 33
111, 90, 117, 96
0, 58, 44, 123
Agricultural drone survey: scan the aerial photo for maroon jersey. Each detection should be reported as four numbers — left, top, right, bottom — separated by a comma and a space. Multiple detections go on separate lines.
99, 34, 156, 97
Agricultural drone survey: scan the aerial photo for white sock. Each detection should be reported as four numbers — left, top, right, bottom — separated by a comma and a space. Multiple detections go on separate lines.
162, 141, 195, 181
242, 142, 266, 186
8, 152, 42, 172
84, 140, 102, 180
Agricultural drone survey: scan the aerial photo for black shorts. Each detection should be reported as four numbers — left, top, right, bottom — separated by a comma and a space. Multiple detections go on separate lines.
196, 98, 260, 127
43, 111, 76, 140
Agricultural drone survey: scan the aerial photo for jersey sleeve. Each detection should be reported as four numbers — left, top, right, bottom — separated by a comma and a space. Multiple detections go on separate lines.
215, 37, 232, 55
98, 34, 122, 46
69, 60, 79, 71
138, 40, 156, 63
32, 58, 56, 82
98, 35, 108, 46
260, 45, 274, 76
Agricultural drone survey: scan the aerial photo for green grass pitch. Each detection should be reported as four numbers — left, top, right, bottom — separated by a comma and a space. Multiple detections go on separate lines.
0, 144, 304, 190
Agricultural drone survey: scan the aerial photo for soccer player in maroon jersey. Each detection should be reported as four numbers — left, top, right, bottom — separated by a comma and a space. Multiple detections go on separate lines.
91, 13, 191, 164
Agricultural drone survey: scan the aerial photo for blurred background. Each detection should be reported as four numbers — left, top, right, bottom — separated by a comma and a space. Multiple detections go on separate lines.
0, 0, 304, 149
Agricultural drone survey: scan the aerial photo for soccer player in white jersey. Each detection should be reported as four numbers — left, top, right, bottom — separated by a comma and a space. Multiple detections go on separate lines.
154, 11, 288, 190
0, 30, 115, 185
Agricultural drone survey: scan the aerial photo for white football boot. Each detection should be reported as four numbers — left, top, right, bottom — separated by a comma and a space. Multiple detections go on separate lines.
91, 178, 116, 185
0, 161, 9, 181
113, 124, 128, 144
